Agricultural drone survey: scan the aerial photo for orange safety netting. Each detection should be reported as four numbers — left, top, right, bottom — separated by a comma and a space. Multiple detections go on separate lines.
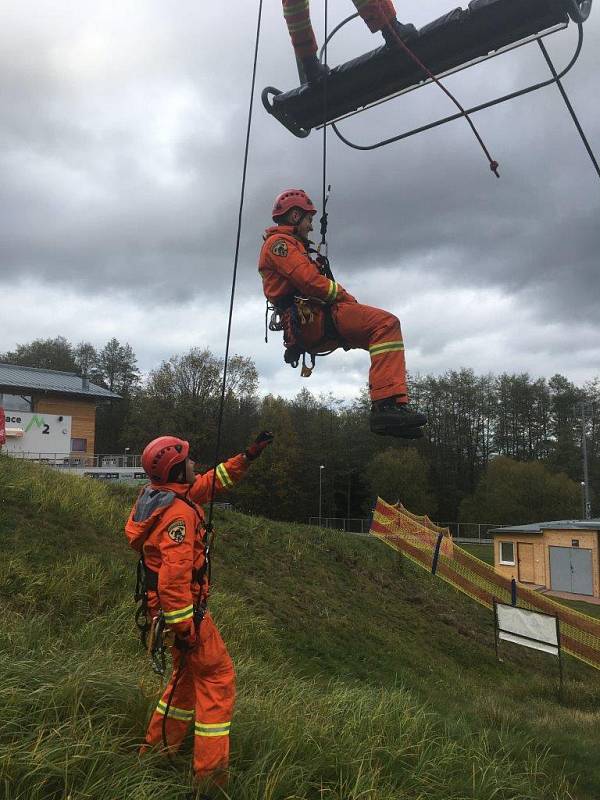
371, 497, 600, 672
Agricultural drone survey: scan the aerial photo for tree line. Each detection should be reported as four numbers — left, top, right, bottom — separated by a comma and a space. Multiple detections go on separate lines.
2, 336, 598, 524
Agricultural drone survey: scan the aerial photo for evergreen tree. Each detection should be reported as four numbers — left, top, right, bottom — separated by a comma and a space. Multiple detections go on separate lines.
95, 338, 140, 453
73, 342, 101, 383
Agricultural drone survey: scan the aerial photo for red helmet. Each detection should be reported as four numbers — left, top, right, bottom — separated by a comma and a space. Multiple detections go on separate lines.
272, 189, 316, 221
141, 436, 190, 484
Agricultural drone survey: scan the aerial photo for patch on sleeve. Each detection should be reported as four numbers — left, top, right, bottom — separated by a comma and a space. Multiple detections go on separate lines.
167, 519, 186, 544
271, 239, 288, 258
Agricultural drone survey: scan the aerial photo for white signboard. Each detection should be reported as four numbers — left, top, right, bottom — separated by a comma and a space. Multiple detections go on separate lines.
496, 603, 559, 656
2, 410, 72, 457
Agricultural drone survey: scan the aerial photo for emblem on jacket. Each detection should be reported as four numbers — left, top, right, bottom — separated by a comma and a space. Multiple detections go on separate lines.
271, 240, 288, 257
167, 519, 186, 544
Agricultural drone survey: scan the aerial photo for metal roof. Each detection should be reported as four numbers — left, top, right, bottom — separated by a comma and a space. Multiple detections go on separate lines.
0, 363, 120, 400
491, 520, 600, 535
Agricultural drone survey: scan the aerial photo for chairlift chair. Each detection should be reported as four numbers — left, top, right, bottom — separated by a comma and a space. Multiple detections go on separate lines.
262, 0, 593, 147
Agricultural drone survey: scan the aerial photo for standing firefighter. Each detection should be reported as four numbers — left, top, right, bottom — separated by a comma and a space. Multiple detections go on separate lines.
259, 189, 426, 438
125, 432, 273, 793
282, 0, 417, 83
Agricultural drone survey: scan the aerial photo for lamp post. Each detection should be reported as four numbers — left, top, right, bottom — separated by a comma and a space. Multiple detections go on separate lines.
581, 403, 592, 520
124, 446, 131, 468
319, 465, 325, 527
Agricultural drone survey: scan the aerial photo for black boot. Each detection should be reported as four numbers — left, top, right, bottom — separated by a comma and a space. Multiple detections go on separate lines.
301, 54, 331, 85
370, 398, 427, 436
382, 19, 418, 47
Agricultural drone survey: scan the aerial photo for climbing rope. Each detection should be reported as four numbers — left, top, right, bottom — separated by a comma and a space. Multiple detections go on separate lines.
319, 12, 499, 177
382, 19, 500, 177
320, 0, 330, 249
205, 0, 264, 534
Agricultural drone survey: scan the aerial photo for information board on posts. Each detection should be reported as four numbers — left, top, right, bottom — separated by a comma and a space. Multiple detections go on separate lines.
496, 602, 559, 657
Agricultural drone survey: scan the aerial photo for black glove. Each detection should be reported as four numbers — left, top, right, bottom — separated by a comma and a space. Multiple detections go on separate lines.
245, 431, 274, 461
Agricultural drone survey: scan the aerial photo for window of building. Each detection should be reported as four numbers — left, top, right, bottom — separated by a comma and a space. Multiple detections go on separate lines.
0, 393, 32, 412
499, 541, 515, 565
71, 438, 88, 452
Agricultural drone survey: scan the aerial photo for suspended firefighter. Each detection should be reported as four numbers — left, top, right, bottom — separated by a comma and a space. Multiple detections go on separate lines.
125, 431, 273, 794
259, 189, 426, 438
282, 0, 417, 83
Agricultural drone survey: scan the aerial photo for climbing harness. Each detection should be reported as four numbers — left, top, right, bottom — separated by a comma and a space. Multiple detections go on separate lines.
147, 611, 171, 677
130, 486, 210, 657
128, 485, 212, 760
263, 0, 598, 179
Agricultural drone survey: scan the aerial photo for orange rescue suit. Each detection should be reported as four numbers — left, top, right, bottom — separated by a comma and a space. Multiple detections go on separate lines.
258, 225, 409, 402
125, 454, 248, 781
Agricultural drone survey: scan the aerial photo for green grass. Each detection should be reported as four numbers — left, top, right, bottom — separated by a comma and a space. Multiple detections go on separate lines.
0, 454, 599, 798
460, 543, 494, 564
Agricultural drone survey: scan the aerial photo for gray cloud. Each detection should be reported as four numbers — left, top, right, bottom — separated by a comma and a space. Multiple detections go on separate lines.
1, 0, 599, 392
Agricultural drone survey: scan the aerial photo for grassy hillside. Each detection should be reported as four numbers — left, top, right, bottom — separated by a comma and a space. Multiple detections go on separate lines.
1, 455, 599, 799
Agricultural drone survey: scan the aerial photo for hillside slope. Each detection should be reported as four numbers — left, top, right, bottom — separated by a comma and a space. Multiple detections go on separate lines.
1, 456, 599, 800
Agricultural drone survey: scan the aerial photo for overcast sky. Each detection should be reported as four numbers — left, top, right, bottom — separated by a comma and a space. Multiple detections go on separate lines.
1, 1, 599, 399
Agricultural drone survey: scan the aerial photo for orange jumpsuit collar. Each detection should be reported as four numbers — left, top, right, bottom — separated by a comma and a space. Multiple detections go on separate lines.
149, 480, 191, 495
264, 224, 309, 246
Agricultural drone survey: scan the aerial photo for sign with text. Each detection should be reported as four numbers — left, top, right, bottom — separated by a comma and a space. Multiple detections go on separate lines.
2, 411, 72, 456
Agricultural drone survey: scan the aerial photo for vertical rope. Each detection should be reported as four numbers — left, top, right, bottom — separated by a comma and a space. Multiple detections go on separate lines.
206, 0, 264, 532
320, 0, 329, 249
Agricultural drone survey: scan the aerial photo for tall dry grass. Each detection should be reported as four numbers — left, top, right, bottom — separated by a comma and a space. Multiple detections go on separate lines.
0, 457, 583, 798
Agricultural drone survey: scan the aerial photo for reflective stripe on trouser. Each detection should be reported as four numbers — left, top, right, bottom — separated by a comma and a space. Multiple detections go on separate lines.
332, 301, 408, 402
282, 0, 398, 58
143, 613, 236, 778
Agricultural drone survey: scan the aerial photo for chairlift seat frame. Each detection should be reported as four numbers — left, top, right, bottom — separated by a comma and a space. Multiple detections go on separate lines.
262, 0, 592, 141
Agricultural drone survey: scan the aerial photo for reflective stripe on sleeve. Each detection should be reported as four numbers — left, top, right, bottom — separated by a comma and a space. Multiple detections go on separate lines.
325, 280, 338, 303
216, 462, 234, 489
195, 721, 231, 737
163, 604, 194, 624
369, 340, 404, 358
156, 700, 194, 722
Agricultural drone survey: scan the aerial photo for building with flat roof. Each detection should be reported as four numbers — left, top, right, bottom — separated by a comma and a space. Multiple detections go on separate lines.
0, 363, 120, 459
491, 520, 600, 599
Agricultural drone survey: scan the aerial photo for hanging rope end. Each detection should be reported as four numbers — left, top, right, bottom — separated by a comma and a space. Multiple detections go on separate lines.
490, 160, 500, 178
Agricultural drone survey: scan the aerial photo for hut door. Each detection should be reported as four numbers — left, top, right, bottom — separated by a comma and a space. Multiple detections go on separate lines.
549, 547, 593, 596
571, 548, 593, 595
517, 543, 535, 583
